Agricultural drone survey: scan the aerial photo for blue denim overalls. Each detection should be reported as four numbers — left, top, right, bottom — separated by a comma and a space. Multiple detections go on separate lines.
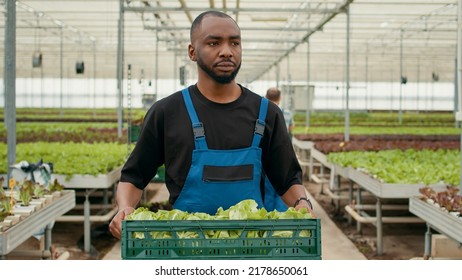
264, 177, 289, 212
173, 88, 269, 214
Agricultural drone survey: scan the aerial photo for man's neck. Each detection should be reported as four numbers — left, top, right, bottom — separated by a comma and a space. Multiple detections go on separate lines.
196, 80, 241, 104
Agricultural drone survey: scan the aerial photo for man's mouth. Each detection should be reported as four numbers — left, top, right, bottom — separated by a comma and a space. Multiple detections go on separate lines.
215, 61, 235, 71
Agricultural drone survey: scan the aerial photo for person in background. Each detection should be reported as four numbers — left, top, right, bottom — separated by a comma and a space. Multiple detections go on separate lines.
263, 87, 297, 211
109, 10, 314, 239
265, 87, 295, 140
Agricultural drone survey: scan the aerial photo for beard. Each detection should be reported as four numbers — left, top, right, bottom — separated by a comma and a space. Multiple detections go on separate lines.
197, 57, 241, 84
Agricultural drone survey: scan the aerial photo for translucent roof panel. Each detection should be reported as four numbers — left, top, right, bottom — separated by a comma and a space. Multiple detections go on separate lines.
0, 0, 458, 83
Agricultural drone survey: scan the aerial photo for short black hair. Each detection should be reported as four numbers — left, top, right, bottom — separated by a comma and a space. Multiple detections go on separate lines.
190, 11, 238, 42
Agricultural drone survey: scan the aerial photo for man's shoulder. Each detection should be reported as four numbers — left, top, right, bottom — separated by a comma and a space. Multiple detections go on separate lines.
239, 84, 261, 98
154, 90, 183, 106
143, 90, 184, 117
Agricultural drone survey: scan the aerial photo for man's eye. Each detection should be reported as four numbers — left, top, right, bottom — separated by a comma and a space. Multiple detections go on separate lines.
208, 42, 218, 46
232, 42, 240, 46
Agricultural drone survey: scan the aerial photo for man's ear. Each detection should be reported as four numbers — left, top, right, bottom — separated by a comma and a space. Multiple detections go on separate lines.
188, 44, 197, 61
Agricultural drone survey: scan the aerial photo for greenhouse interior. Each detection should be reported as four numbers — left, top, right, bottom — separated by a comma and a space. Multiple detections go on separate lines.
0, 0, 461, 261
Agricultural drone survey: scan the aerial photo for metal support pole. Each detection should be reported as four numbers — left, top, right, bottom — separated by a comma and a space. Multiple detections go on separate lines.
40, 61, 44, 109
417, 57, 420, 113
60, 27, 64, 115
356, 187, 363, 233
458, 0, 462, 193
305, 39, 311, 128
365, 49, 369, 110
459, 0, 462, 115
83, 189, 96, 253
116, 0, 125, 138
287, 55, 293, 112
83, 192, 90, 253
93, 41, 97, 116
399, 29, 404, 125
348, 180, 354, 225
174, 54, 178, 91
455, 58, 458, 127
102, 189, 109, 206
45, 222, 52, 253
127, 64, 132, 152
376, 198, 383, 255
390, 68, 394, 112
344, 6, 350, 142
424, 223, 432, 259
4, 0, 16, 183
325, 64, 330, 109
155, 18, 159, 96
275, 64, 280, 88
309, 153, 314, 181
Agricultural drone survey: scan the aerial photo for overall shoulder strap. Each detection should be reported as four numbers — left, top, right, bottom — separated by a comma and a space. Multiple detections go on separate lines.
181, 88, 208, 150
251, 97, 268, 147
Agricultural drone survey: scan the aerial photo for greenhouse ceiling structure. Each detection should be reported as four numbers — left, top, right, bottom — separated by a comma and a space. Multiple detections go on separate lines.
0, 0, 460, 86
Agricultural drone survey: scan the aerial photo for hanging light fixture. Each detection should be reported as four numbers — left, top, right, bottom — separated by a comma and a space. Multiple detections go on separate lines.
400, 76, 408, 84
75, 36, 85, 74
32, 52, 42, 68
32, 14, 42, 68
75, 61, 85, 74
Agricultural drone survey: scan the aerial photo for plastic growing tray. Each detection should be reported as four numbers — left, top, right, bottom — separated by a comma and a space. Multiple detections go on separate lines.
121, 219, 321, 260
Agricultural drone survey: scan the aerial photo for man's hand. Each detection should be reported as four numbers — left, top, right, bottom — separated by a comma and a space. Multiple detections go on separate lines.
109, 207, 135, 239
281, 184, 316, 218
295, 200, 316, 218
110, 182, 143, 239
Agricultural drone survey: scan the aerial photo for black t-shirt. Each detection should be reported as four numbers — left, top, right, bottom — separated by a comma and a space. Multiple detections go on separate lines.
121, 84, 303, 205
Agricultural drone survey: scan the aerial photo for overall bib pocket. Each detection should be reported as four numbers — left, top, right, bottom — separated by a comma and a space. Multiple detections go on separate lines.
203, 164, 253, 182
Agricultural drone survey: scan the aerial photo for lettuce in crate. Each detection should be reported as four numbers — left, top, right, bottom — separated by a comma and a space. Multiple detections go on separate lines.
126, 199, 314, 239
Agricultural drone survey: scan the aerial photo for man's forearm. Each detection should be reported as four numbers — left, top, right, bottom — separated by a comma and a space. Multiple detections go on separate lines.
116, 182, 143, 210
281, 184, 307, 208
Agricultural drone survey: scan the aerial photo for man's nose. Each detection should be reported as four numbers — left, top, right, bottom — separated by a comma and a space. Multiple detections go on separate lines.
219, 43, 233, 57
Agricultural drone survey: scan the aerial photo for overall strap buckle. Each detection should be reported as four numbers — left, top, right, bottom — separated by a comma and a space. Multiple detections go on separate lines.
193, 123, 205, 139
254, 119, 265, 136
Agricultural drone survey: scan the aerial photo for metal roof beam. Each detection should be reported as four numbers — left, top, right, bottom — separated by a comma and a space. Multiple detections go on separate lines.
178, 0, 193, 23
145, 25, 318, 32
158, 37, 301, 44
168, 47, 290, 53
124, 6, 339, 14
250, 0, 354, 82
